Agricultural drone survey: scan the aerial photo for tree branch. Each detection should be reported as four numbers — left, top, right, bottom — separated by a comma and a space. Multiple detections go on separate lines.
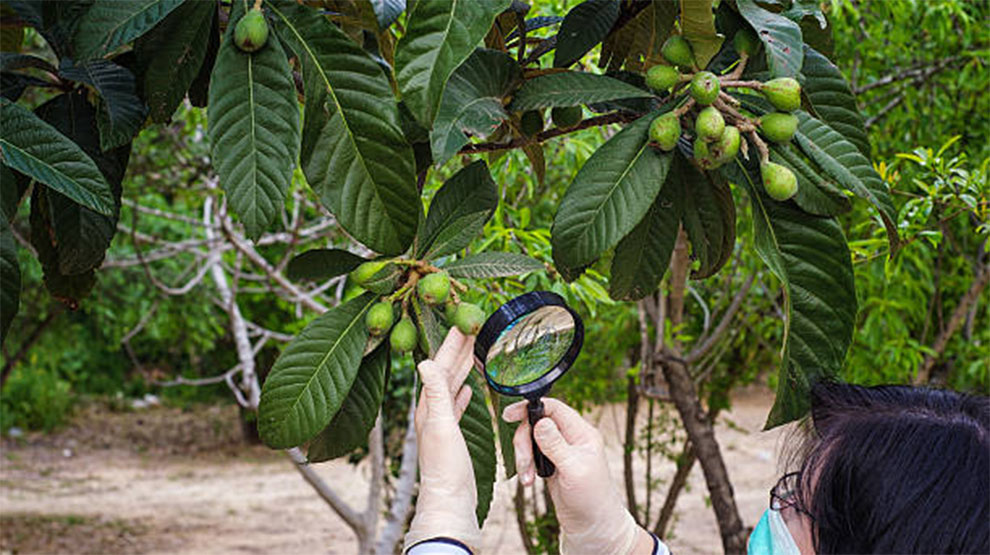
916, 264, 990, 383
687, 274, 755, 364
457, 112, 639, 155
287, 447, 366, 534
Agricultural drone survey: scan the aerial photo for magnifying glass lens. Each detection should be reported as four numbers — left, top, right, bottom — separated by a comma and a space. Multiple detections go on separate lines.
485, 305, 576, 387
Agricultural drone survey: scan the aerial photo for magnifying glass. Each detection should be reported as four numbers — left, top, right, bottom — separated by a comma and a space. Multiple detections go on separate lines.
474, 291, 584, 478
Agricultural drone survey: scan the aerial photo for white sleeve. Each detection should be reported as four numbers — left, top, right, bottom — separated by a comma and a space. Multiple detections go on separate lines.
405, 538, 472, 555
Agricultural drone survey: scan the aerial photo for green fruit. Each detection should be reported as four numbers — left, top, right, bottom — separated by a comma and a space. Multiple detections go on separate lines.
689, 71, 720, 106
645, 65, 680, 92
350, 261, 387, 286
695, 106, 725, 142
693, 139, 717, 170
390, 318, 418, 352
417, 272, 450, 305
365, 302, 394, 336
759, 112, 798, 143
444, 299, 458, 321
551, 106, 583, 129
661, 35, 695, 68
762, 77, 802, 112
761, 162, 798, 201
234, 8, 269, 53
649, 113, 681, 151
452, 303, 485, 335
733, 28, 759, 57
520, 110, 544, 137
710, 125, 741, 164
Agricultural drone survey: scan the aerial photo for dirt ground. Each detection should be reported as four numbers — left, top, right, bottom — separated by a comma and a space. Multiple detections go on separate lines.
0, 385, 792, 554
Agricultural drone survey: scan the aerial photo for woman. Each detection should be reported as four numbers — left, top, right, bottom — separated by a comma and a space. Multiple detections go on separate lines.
403, 329, 989, 554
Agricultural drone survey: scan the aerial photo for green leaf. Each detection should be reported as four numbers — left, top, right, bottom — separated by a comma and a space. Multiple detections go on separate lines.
258, 292, 377, 449
1, 165, 25, 222
551, 112, 672, 269
431, 48, 521, 166
417, 160, 497, 259
790, 110, 898, 249
681, 0, 724, 69
800, 46, 869, 157
0, 53, 56, 73
553, 0, 619, 68
0, 98, 115, 216
680, 154, 735, 279
269, 0, 418, 255
58, 60, 147, 151
394, 0, 510, 126
509, 71, 654, 112
287, 249, 366, 282
736, 0, 803, 78
28, 186, 97, 305
412, 295, 447, 357
461, 372, 497, 525
444, 252, 543, 279
599, 1, 677, 72
0, 223, 19, 346
134, 0, 216, 124
208, 0, 300, 241
609, 170, 683, 300
723, 160, 856, 428
72, 0, 186, 60
362, 262, 403, 295
770, 143, 851, 217
369, 0, 405, 29
307, 344, 389, 462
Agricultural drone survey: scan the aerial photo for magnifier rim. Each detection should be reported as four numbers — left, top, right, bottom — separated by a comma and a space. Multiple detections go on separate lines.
473, 291, 584, 397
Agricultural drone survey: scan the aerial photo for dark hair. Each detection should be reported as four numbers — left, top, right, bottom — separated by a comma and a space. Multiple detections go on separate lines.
792, 382, 990, 554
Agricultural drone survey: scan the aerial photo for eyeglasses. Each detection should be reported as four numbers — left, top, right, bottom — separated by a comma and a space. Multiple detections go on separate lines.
770, 471, 815, 520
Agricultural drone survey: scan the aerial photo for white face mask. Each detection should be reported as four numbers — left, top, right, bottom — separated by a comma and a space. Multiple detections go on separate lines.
747, 508, 801, 555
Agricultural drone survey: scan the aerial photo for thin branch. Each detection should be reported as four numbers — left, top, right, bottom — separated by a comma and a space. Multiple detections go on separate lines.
854, 56, 961, 94
917, 264, 990, 383
457, 112, 639, 155
287, 447, 366, 534
687, 274, 755, 364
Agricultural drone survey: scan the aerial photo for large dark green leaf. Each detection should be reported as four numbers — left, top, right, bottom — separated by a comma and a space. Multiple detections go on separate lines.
444, 252, 543, 279
800, 46, 869, 157
287, 249, 366, 282
551, 112, 672, 269
431, 48, 521, 166
723, 160, 856, 428
417, 160, 497, 259
208, 0, 299, 240
58, 59, 147, 151
681, 0, 723, 69
681, 154, 735, 279
395, 0, 510, 126
770, 143, 850, 217
0, 98, 115, 216
509, 71, 654, 111
28, 186, 97, 305
736, 0, 803, 78
258, 292, 377, 449
134, 0, 216, 123
791, 111, 898, 249
0, 223, 19, 345
553, 0, 619, 68
1, 165, 25, 222
0, 53, 56, 73
461, 372, 497, 525
599, 0, 677, 72
307, 344, 389, 462
609, 170, 683, 300
270, 0, 418, 255
72, 0, 186, 60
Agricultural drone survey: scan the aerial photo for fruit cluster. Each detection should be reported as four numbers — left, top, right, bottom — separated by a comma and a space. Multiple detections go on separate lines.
350, 260, 486, 353
645, 30, 802, 201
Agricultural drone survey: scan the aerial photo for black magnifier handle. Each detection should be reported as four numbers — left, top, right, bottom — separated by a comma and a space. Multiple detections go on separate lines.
527, 398, 556, 478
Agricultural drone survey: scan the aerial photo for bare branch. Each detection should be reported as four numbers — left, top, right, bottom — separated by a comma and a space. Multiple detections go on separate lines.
854, 56, 961, 94
287, 447, 366, 534
687, 274, 755, 364
457, 112, 639, 155
917, 264, 990, 383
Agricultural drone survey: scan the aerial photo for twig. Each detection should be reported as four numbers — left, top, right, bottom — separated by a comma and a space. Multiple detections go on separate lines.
457, 112, 638, 155
287, 447, 366, 534
687, 274, 755, 364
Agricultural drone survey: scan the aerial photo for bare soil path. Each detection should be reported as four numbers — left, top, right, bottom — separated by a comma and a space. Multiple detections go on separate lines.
1, 386, 789, 554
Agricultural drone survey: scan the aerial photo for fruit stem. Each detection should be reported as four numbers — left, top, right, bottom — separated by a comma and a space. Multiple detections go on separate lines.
726, 53, 749, 80
449, 277, 469, 293
252, 0, 263, 11
718, 91, 741, 106
713, 97, 753, 128
719, 79, 763, 90
747, 129, 770, 165
673, 98, 696, 117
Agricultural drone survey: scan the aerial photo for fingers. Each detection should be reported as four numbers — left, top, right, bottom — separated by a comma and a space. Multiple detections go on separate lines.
502, 398, 596, 445
512, 421, 535, 486
533, 418, 570, 463
454, 385, 473, 420
417, 360, 454, 418
434, 327, 468, 367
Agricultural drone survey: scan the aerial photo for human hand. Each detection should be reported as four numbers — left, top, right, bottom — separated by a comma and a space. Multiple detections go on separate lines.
404, 328, 481, 551
503, 398, 652, 555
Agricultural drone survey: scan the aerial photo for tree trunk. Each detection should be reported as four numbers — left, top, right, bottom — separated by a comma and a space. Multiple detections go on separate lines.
623, 375, 640, 523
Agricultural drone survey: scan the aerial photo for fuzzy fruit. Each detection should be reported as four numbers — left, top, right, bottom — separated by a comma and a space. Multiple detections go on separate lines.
520, 110, 544, 137
417, 272, 450, 305
710, 125, 741, 164
733, 28, 759, 57
444, 299, 458, 321
452, 303, 485, 335
689, 71, 720, 106
365, 302, 394, 336
234, 8, 269, 53
762, 77, 802, 112
551, 106, 582, 129
761, 162, 798, 200
695, 106, 725, 142
649, 113, 681, 151
390, 317, 417, 352
661, 35, 695, 68
645, 65, 680, 92
350, 261, 387, 286
693, 139, 717, 170
759, 112, 798, 143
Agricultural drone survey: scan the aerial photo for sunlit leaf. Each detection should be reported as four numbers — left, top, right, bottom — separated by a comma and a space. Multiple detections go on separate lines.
72, 0, 186, 59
